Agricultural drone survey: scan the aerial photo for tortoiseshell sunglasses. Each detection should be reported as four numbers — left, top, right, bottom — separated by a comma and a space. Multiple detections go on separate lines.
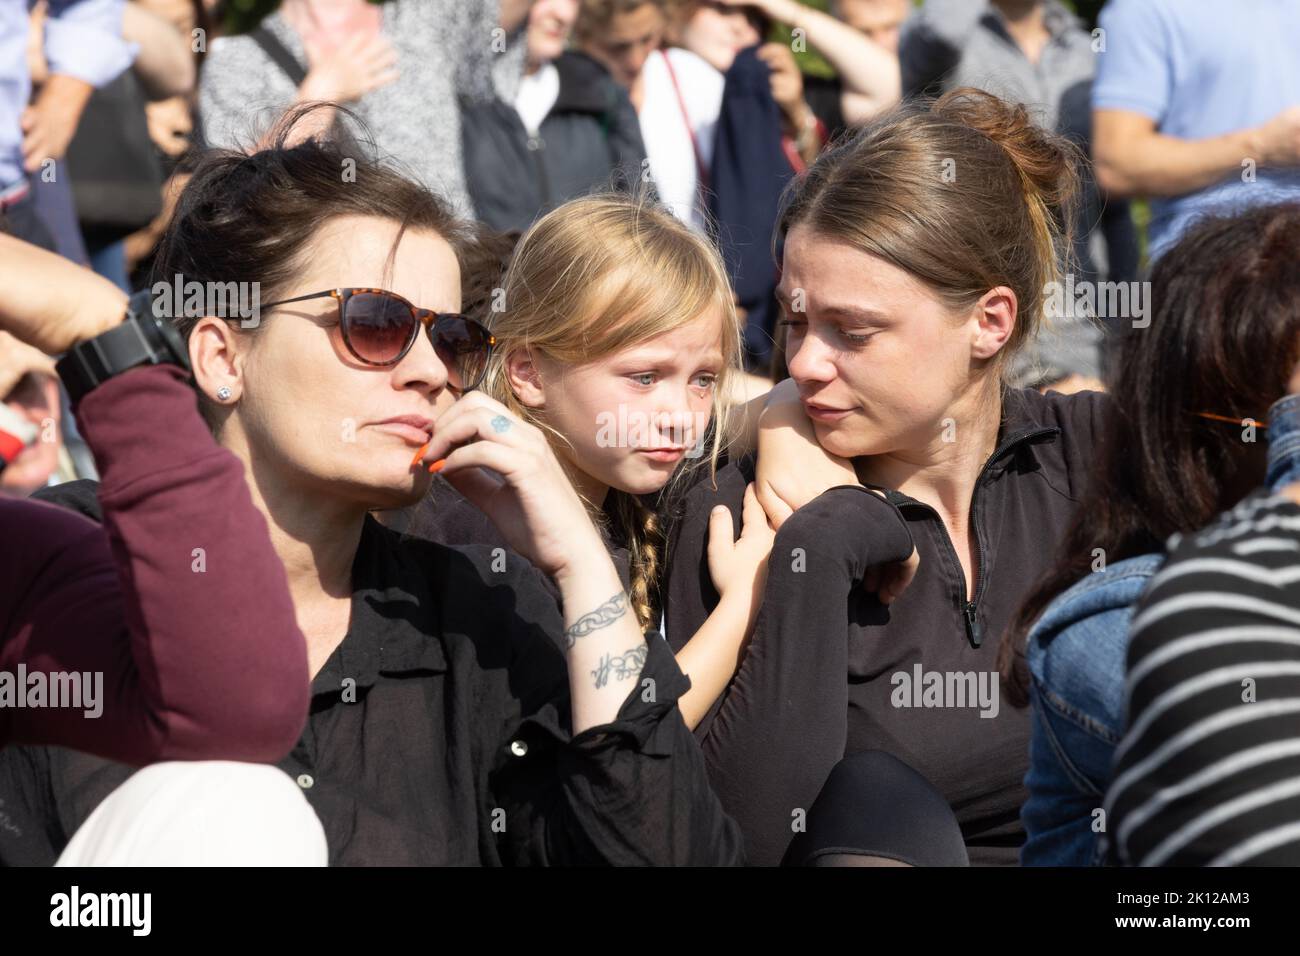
262, 287, 495, 391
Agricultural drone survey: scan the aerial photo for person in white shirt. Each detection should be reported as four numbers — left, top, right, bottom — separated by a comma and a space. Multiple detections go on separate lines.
577, 0, 722, 231
515, 0, 573, 136
577, 1, 901, 231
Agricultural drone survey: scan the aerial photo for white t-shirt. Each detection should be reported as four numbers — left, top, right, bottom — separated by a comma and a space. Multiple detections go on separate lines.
638, 48, 724, 232
513, 62, 561, 136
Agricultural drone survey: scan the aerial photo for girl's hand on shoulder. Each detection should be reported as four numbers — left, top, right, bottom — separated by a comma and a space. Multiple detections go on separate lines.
707, 483, 776, 611
863, 538, 918, 606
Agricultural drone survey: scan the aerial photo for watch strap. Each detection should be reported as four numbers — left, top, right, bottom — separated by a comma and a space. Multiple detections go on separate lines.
56, 291, 168, 403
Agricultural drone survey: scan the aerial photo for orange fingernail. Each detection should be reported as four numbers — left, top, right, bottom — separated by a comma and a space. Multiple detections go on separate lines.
427, 458, 446, 474
410, 442, 430, 467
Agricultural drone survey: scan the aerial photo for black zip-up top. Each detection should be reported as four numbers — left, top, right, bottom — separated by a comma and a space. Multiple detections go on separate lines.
663, 387, 1106, 865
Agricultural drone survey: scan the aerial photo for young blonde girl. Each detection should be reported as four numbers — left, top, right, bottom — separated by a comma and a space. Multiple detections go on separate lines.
425, 193, 773, 729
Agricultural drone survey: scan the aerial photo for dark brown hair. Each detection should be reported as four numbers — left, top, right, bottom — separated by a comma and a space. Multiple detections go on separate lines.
459, 225, 521, 327
778, 87, 1082, 373
998, 202, 1300, 706
152, 104, 470, 348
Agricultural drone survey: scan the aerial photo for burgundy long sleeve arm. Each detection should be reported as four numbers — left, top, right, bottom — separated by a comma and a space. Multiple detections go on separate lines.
0, 364, 309, 764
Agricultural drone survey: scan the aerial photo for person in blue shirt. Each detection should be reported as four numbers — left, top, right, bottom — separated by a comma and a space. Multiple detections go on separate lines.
0, 0, 134, 251
1000, 202, 1300, 865
1092, 0, 1300, 262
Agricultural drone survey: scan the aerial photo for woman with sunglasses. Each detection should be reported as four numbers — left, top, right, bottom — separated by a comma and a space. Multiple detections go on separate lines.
411, 193, 776, 732
0, 112, 743, 866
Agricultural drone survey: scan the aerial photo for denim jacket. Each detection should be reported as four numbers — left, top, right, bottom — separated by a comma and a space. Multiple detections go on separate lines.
1021, 553, 1162, 865
1021, 391, 1300, 866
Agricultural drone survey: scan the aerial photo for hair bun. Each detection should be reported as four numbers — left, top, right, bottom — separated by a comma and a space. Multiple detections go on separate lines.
933, 87, 1079, 214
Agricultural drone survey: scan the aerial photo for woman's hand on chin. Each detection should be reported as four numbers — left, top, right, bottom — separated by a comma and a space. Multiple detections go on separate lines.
415, 391, 604, 582
754, 378, 858, 528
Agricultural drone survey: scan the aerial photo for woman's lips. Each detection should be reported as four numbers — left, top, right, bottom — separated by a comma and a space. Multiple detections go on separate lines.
637, 447, 686, 463
802, 400, 855, 422
373, 417, 434, 445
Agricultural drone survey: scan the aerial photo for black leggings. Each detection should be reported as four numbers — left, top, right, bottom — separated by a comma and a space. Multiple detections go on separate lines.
781, 750, 969, 867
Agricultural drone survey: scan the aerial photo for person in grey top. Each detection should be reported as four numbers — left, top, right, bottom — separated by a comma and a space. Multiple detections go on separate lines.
901, 0, 1095, 133
899, 0, 1136, 390
197, 0, 530, 216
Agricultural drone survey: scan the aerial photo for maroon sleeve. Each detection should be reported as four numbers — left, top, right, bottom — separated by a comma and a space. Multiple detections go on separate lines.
0, 364, 308, 764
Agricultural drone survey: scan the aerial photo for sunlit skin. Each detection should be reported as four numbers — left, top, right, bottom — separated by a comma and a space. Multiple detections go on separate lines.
579, 2, 667, 102
507, 306, 725, 506
777, 225, 990, 463
833, 0, 908, 54
679, 2, 762, 74
192, 216, 460, 515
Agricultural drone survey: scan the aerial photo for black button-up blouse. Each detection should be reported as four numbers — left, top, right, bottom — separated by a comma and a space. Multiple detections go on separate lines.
0, 501, 744, 867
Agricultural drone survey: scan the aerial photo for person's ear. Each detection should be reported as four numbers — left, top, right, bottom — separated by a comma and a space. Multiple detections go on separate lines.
190, 317, 245, 404
505, 348, 546, 409
970, 286, 1017, 361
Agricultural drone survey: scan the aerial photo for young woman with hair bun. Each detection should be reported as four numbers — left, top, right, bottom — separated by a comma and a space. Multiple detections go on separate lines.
663, 88, 1107, 866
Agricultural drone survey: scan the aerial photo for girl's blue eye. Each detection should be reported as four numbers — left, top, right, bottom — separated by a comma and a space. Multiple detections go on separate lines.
692, 374, 717, 390
632, 373, 656, 386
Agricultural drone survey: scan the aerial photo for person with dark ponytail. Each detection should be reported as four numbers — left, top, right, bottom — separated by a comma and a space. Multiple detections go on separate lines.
663, 88, 1105, 866
1001, 202, 1300, 866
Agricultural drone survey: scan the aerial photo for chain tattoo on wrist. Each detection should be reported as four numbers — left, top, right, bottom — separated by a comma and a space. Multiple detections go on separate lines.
591, 643, 648, 689
562, 591, 627, 650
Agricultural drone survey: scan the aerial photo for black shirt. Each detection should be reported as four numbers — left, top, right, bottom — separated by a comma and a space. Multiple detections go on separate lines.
663, 387, 1106, 866
402, 476, 636, 597
0, 498, 743, 866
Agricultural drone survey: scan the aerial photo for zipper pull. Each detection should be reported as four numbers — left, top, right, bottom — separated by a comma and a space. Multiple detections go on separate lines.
963, 602, 982, 649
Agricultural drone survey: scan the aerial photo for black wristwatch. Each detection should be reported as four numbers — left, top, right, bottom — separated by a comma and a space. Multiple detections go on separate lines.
56, 288, 191, 404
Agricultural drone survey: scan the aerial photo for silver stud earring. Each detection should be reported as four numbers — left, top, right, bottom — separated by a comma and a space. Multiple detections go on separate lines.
216, 386, 233, 402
